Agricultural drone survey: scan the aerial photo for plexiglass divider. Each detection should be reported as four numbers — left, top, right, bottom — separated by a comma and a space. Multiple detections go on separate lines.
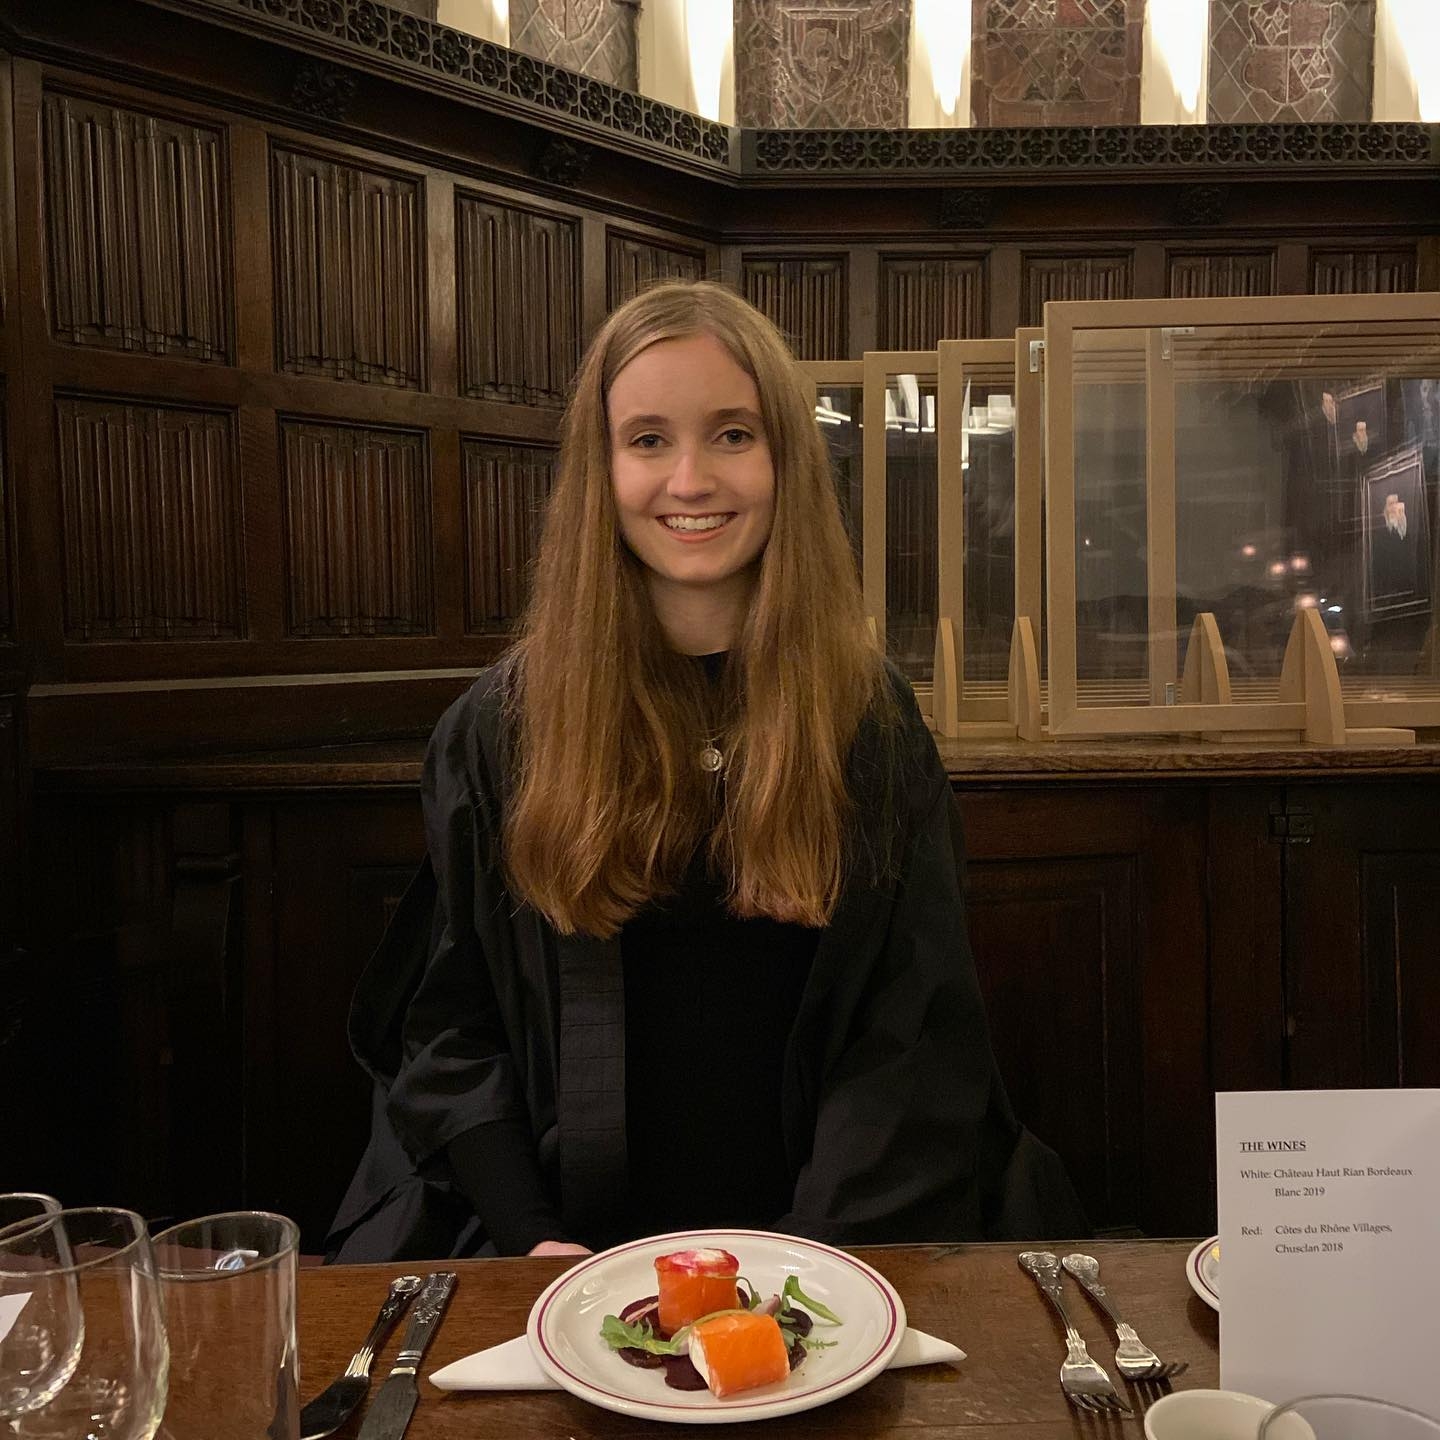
936, 338, 1022, 736
861, 350, 939, 706
1043, 293, 1440, 743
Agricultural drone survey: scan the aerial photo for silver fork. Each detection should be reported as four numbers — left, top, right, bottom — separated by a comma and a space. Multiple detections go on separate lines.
1019, 1252, 1132, 1416
1062, 1253, 1189, 1382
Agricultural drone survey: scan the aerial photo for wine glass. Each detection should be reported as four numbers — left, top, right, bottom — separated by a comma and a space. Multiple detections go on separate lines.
1260, 1394, 1440, 1439
0, 1198, 60, 1241
0, 1207, 168, 1439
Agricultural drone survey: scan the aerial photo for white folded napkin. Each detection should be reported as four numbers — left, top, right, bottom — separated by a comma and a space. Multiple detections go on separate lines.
429, 1327, 964, 1391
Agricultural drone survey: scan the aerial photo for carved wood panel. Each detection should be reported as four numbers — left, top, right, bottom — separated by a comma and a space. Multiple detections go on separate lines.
971, 0, 1144, 127
272, 147, 424, 388
279, 419, 433, 637
1208, 0, 1376, 124
509, 0, 639, 90
462, 437, 556, 633
1309, 247, 1418, 294
878, 256, 987, 349
1021, 253, 1133, 325
43, 92, 230, 363
458, 193, 579, 407
735, 0, 912, 128
606, 231, 706, 310
742, 256, 847, 360
1167, 250, 1277, 298
55, 396, 243, 642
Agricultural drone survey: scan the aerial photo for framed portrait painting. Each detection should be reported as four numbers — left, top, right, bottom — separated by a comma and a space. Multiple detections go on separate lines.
1362, 441, 1431, 622
1333, 381, 1390, 505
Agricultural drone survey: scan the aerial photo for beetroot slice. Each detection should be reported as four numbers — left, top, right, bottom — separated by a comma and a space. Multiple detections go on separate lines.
618, 1345, 665, 1370
662, 1354, 708, 1390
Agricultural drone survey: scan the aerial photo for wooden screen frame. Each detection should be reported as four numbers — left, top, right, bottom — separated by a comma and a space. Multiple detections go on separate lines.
1044, 292, 1440, 738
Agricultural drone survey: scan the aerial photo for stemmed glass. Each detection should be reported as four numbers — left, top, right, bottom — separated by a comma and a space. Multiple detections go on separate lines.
0, 1199, 60, 1240
0, 1207, 168, 1438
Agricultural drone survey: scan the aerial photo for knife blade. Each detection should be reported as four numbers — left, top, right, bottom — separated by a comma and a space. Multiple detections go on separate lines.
355, 1271, 457, 1440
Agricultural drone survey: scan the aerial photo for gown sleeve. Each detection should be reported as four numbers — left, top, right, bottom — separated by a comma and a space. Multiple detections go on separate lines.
772, 675, 1070, 1244
383, 677, 569, 1254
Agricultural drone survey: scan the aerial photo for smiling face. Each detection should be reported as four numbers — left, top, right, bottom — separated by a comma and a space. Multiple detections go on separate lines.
608, 331, 776, 652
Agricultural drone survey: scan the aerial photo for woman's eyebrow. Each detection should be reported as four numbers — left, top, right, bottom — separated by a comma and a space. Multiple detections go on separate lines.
711, 406, 763, 426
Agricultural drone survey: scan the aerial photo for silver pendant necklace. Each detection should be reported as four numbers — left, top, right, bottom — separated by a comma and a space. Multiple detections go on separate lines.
699, 740, 724, 774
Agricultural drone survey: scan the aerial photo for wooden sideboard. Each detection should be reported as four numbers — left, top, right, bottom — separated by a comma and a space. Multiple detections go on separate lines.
16, 741, 1439, 1250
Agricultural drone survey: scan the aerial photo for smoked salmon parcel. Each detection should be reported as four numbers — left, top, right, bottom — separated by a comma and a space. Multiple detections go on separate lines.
654, 1247, 740, 1333
687, 1311, 791, 1398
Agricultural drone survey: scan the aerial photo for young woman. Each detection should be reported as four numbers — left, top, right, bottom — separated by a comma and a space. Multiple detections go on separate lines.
327, 281, 1082, 1262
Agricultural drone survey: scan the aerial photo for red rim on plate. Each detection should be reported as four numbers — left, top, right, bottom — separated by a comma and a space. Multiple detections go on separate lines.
1187, 1235, 1220, 1310
528, 1228, 905, 1423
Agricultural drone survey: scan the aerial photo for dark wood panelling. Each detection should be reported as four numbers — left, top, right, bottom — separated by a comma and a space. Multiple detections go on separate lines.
0, 399, 10, 643
878, 256, 987, 349
743, 256, 847, 360
1285, 785, 1440, 1090
272, 146, 424, 388
968, 852, 1142, 1229
279, 418, 433, 638
1167, 250, 1277, 298
1021, 253, 1133, 326
963, 787, 1211, 1237
606, 229, 706, 309
248, 797, 424, 1246
0, 685, 21, 946
1309, 247, 1419, 294
28, 800, 175, 1209
462, 437, 555, 633
458, 193, 579, 407
42, 91, 230, 363
55, 394, 243, 642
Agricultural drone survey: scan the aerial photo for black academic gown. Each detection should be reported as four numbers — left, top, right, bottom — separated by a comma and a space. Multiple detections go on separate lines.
325, 659, 1086, 1262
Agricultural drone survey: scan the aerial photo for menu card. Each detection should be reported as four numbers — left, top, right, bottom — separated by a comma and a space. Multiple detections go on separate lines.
1216, 1089, 1440, 1414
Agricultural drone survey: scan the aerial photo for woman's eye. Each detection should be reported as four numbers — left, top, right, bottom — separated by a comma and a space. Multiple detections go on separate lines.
631, 433, 663, 449
719, 428, 752, 446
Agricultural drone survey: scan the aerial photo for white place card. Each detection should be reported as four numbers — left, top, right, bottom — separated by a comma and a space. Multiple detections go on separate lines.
1216, 1089, 1440, 1416
0, 1290, 30, 1346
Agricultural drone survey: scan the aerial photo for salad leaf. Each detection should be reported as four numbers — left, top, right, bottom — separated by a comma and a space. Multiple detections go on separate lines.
780, 1276, 843, 1326
600, 1314, 686, 1356
800, 1336, 839, 1352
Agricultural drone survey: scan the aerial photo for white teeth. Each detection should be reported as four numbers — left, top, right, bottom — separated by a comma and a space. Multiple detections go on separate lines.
662, 514, 732, 532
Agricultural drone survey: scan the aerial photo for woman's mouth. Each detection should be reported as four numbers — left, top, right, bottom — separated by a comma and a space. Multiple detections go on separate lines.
659, 513, 735, 534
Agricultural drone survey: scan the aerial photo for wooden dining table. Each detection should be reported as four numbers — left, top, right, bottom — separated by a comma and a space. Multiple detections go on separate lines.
298, 1239, 1219, 1438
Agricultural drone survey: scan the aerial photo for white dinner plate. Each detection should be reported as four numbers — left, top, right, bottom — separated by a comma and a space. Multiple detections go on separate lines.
526, 1227, 906, 1425
1186, 1235, 1220, 1311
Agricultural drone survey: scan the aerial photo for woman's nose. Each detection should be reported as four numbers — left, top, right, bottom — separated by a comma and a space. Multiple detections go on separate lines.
666, 445, 714, 498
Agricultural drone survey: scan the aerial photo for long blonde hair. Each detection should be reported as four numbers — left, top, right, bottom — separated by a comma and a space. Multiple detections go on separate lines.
504, 281, 887, 938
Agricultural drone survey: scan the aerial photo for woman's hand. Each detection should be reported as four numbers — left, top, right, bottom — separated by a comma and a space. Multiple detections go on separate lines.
527, 1240, 593, 1257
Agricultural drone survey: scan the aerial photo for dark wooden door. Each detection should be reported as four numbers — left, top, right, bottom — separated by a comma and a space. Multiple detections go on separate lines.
1283, 782, 1440, 1091
958, 785, 1213, 1238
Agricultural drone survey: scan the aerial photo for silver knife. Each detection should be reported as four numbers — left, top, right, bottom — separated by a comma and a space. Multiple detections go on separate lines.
355, 1271, 457, 1440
